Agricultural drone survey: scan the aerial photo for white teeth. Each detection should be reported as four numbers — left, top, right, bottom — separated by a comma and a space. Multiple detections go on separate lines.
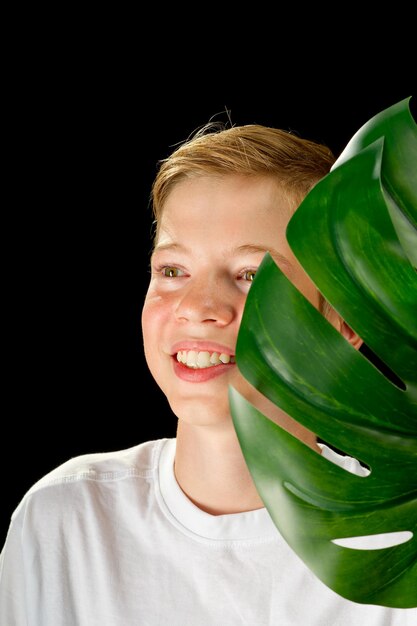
197, 351, 211, 367
186, 350, 198, 367
176, 350, 235, 369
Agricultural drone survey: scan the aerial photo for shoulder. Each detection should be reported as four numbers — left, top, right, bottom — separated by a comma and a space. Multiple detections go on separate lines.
13, 438, 172, 518
30, 438, 169, 490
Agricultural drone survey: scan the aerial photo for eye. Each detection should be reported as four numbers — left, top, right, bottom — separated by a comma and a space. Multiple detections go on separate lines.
242, 269, 257, 282
162, 266, 184, 278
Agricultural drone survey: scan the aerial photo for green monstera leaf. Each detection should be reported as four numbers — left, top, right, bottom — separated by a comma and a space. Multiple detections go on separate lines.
229, 97, 417, 608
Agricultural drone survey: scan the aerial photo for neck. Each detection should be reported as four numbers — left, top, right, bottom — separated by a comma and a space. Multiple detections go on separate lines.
174, 402, 321, 516
174, 419, 264, 515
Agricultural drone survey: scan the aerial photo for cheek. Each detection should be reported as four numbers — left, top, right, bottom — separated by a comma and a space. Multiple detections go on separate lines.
142, 293, 163, 345
141, 298, 168, 380
141, 287, 179, 350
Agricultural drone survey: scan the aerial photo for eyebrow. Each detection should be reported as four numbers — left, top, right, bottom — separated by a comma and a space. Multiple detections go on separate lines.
153, 243, 184, 254
151, 243, 185, 262
236, 244, 294, 275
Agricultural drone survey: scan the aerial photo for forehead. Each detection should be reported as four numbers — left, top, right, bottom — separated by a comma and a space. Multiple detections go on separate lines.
157, 174, 294, 243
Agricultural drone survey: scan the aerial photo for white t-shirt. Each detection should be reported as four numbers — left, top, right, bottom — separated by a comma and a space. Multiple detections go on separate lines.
0, 438, 415, 625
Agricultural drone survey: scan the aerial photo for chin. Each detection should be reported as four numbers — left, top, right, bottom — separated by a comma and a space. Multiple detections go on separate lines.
170, 397, 232, 428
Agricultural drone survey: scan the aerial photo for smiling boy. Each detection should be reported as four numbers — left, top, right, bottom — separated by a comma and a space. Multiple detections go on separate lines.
1, 123, 414, 625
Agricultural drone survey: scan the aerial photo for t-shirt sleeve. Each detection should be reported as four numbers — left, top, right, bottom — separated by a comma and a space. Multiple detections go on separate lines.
0, 504, 29, 625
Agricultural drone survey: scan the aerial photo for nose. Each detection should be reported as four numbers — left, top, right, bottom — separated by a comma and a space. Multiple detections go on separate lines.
174, 274, 235, 326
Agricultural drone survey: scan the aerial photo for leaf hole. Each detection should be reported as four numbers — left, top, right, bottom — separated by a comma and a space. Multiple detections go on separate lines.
360, 343, 406, 390
332, 531, 413, 550
320, 443, 371, 477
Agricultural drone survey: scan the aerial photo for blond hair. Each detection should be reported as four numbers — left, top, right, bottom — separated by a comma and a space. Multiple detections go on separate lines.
151, 122, 335, 236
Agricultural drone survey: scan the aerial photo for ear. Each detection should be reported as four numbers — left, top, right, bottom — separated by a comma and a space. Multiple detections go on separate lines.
325, 308, 363, 351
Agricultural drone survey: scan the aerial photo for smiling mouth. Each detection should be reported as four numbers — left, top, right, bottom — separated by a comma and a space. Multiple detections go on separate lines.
176, 350, 236, 369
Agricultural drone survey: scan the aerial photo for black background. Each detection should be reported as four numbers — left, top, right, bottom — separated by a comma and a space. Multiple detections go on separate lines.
2, 38, 415, 546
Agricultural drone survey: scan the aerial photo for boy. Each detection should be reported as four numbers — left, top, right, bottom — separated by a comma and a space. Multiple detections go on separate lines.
1, 122, 414, 624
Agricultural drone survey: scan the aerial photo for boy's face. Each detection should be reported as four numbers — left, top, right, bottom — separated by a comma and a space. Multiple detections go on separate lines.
142, 174, 321, 429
